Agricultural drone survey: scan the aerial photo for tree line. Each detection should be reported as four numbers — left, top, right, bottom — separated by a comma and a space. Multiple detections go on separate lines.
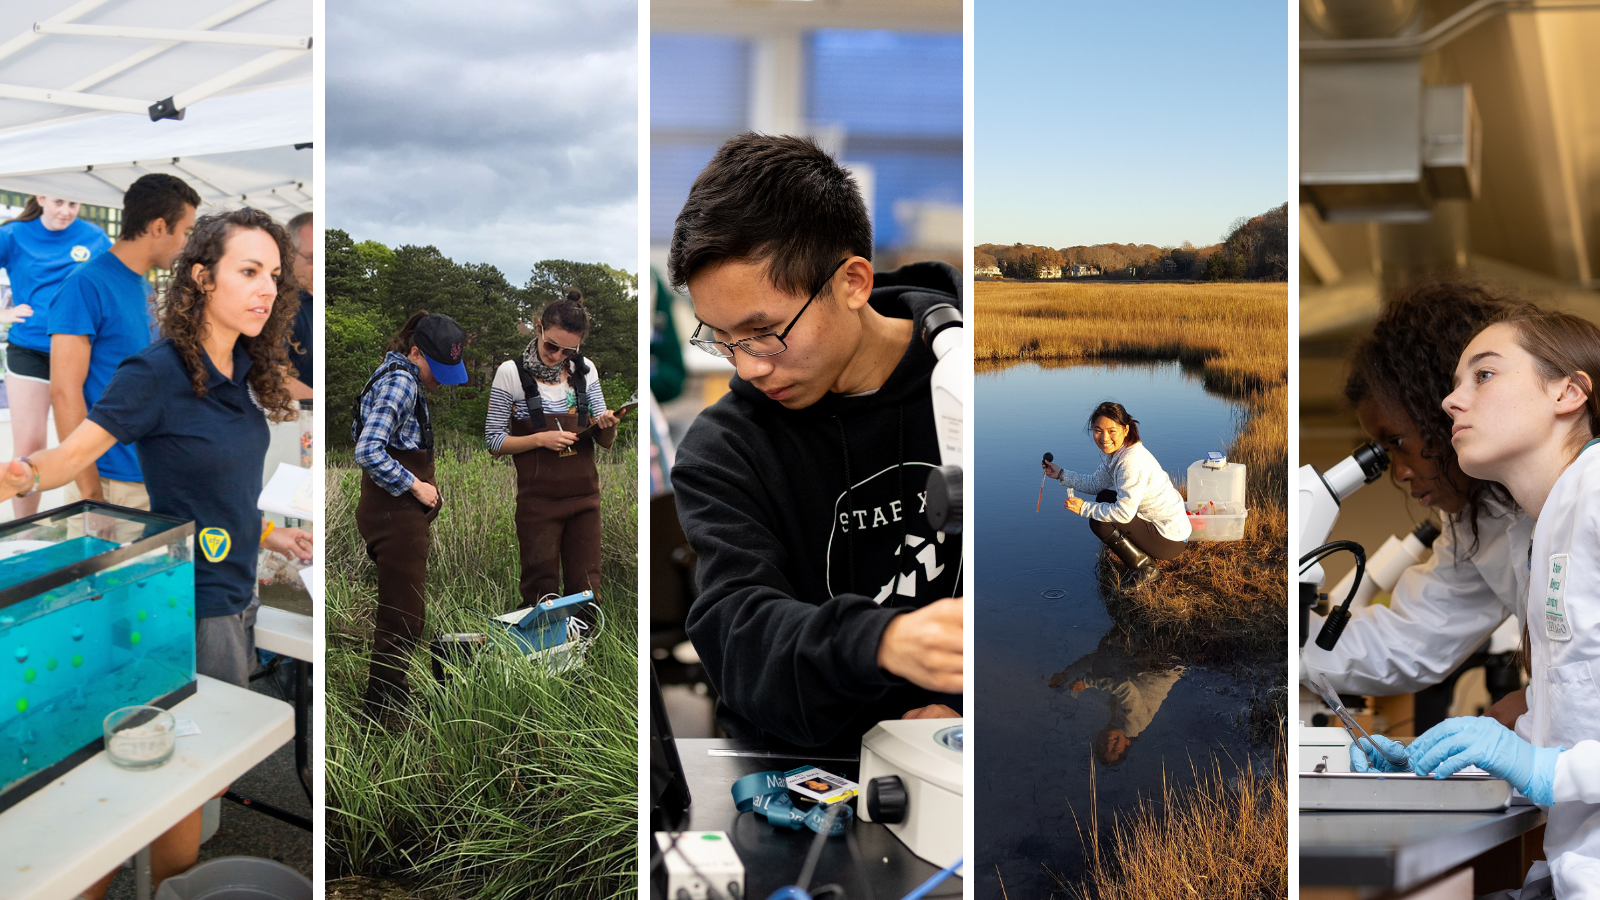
977, 202, 1288, 282
325, 229, 638, 447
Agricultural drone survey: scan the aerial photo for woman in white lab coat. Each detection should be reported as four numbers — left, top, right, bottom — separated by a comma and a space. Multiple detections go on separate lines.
1300, 283, 1533, 726
1360, 304, 1600, 899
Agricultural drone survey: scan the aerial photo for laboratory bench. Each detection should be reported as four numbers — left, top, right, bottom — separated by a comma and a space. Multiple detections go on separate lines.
670, 738, 962, 899
1301, 805, 1546, 899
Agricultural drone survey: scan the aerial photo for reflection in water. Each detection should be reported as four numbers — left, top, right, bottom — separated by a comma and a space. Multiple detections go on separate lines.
976, 362, 1265, 899
1047, 631, 1185, 768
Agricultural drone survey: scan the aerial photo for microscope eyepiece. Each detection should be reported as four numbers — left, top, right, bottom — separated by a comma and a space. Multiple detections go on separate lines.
1352, 441, 1388, 483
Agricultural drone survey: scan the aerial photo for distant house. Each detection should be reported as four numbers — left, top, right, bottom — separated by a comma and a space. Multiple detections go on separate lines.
1068, 264, 1100, 277
976, 264, 1001, 278
1159, 258, 1177, 273
1126, 266, 1138, 276
1038, 265, 1062, 279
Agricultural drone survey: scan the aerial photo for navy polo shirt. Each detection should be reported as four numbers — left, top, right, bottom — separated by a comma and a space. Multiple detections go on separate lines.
88, 338, 270, 618
289, 290, 313, 388
47, 250, 158, 483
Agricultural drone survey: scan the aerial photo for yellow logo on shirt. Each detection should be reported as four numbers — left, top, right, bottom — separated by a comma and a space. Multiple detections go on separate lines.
70, 245, 91, 262
198, 527, 231, 563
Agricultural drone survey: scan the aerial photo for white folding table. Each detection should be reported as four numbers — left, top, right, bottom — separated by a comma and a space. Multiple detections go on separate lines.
0, 675, 293, 900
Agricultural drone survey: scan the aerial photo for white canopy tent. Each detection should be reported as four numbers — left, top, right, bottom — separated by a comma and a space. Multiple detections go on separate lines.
0, 0, 312, 221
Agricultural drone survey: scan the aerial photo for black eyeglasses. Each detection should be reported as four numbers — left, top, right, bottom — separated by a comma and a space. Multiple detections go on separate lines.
689, 258, 848, 359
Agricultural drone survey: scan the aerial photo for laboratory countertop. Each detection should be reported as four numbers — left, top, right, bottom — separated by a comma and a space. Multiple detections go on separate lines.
672, 738, 962, 899
1300, 805, 1546, 891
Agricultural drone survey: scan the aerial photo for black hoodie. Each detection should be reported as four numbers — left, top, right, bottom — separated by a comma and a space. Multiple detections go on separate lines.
673, 261, 964, 751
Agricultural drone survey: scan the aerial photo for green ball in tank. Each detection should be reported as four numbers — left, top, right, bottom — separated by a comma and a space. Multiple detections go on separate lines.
71, 655, 83, 668
130, 632, 141, 645
15, 698, 25, 712
168, 597, 177, 608
45, 658, 56, 671
22, 668, 34, 682
137, 610, 147, 622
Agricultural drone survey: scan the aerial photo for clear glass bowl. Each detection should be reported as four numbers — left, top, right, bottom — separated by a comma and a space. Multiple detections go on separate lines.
103, 705, 176, 770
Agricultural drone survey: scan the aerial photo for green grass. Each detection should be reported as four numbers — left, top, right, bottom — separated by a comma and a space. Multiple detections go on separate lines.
325, 437, 638, 899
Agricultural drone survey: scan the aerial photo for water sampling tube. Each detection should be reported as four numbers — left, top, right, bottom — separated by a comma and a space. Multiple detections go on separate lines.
1036, 452, 1053, 512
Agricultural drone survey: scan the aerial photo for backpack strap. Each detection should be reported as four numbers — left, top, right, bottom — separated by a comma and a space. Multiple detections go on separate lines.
352, 360, 432, 451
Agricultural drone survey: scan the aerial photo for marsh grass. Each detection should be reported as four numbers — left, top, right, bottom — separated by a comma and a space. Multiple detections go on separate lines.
1063, 751, 1288, 900
325, 437, 638, 899
977, 281, 1288, 661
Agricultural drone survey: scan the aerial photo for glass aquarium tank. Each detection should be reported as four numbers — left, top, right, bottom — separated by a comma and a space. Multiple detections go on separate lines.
0, 501, 195, 812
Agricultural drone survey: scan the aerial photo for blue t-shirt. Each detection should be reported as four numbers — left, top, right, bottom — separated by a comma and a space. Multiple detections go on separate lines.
0, 218, 112, 352
88, 339, 270, 618
47, 250, 157, 483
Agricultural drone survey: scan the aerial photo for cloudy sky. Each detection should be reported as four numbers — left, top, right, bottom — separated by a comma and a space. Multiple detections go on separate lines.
328, 0, 637, 281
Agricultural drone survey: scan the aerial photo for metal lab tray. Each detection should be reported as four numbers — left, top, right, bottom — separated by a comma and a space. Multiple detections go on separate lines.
1300, 772, 1514, 812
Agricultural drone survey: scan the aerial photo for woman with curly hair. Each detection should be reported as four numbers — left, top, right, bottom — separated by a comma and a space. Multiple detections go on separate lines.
1300, 280, 1532, 727
0, 207, 313, 683
0, 208, 314, 895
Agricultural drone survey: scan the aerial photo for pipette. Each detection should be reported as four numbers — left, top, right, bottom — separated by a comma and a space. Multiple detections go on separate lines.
1311, 674, 1411, 771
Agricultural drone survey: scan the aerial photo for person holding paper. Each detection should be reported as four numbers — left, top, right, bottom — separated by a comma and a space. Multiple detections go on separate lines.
485, 288, 623, 612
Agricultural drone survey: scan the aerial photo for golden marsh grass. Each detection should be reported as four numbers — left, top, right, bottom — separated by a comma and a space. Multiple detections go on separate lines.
977, 280, 1289, 659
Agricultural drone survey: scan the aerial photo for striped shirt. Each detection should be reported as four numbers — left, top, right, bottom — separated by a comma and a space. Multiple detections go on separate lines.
354, 352, 426, 496
485, 357, 607, 453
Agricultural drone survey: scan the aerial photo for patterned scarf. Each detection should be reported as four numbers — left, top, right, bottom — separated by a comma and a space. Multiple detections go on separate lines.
522, 329, 567, 384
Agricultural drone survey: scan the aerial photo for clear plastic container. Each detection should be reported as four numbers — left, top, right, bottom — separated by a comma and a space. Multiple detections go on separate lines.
104, 705, 176, 770
0, 502, 195, 810
1187, 501, 1248, 541
1187, 455, 1247, 507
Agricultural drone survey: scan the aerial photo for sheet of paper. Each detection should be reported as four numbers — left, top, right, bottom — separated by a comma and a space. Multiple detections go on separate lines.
258, 462, 314, 520
298, 565, 321, 605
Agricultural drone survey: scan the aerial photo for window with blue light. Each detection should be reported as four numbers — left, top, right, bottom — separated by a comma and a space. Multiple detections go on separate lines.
650, 33, 751, 242
808, 30, 963, 250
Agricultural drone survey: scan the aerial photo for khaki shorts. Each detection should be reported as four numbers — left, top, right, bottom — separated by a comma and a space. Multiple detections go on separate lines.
66, 478, 151, 542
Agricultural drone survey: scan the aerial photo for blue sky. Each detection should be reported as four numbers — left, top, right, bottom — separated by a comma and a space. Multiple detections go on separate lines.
978, 0, 1288, 248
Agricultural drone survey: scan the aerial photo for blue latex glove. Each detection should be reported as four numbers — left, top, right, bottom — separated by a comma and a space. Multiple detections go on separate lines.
1350, 734, 1410, 773
1408, 716, 1563, 805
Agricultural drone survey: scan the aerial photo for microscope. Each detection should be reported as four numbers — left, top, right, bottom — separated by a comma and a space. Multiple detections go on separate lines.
1298, 440, 1388, 650
853, 301, 966, 871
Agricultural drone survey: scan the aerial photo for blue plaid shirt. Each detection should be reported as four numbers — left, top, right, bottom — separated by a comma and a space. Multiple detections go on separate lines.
354, 352, 426, 496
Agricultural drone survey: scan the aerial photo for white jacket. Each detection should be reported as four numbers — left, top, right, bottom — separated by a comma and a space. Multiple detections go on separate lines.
1301, 497, 1533, 695
1054, 441, 1191, 542
1519, 442, 1600, 899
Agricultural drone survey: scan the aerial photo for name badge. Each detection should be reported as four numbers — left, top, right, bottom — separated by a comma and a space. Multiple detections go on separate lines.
1545, 553, 1572, 642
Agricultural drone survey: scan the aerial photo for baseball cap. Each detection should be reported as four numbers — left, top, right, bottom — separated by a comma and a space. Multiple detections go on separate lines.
413, 314, 468, 385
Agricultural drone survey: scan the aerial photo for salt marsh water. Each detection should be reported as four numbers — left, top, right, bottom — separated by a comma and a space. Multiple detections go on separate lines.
975, 361, 1271, 897
0, 538, 195, 796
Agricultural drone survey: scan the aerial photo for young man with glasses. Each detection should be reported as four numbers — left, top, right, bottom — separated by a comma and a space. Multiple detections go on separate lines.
668, 133, 964, 752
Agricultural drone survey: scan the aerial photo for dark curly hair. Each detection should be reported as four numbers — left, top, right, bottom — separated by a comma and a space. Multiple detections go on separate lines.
1343, 280, 1513, 555
1086, 401, 1141, 445
160, 207, 300, 424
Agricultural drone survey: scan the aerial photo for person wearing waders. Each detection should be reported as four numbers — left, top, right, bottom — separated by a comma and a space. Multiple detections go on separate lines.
486, 289, 623, 616
352, 312, 467, 719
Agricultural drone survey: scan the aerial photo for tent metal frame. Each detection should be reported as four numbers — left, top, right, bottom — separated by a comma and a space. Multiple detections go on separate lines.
0, 0, 308, 121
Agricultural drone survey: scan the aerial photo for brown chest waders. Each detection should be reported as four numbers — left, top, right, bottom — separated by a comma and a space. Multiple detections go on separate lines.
507, 410, 614, 612
355, 445, 440, 711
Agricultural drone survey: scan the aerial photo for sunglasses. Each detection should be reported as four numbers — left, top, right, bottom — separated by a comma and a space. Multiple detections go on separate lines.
542, 337, 581, 359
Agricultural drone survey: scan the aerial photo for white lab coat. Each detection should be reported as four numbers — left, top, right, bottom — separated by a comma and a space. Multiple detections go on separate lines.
1301, 497, 1533, 695
1520, 444, 1600, 898
1055, 441, 1192, 542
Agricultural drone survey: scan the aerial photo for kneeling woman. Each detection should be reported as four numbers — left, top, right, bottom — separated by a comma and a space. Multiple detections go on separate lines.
1042, 401, 1190, 586
485, 290, 620, 612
